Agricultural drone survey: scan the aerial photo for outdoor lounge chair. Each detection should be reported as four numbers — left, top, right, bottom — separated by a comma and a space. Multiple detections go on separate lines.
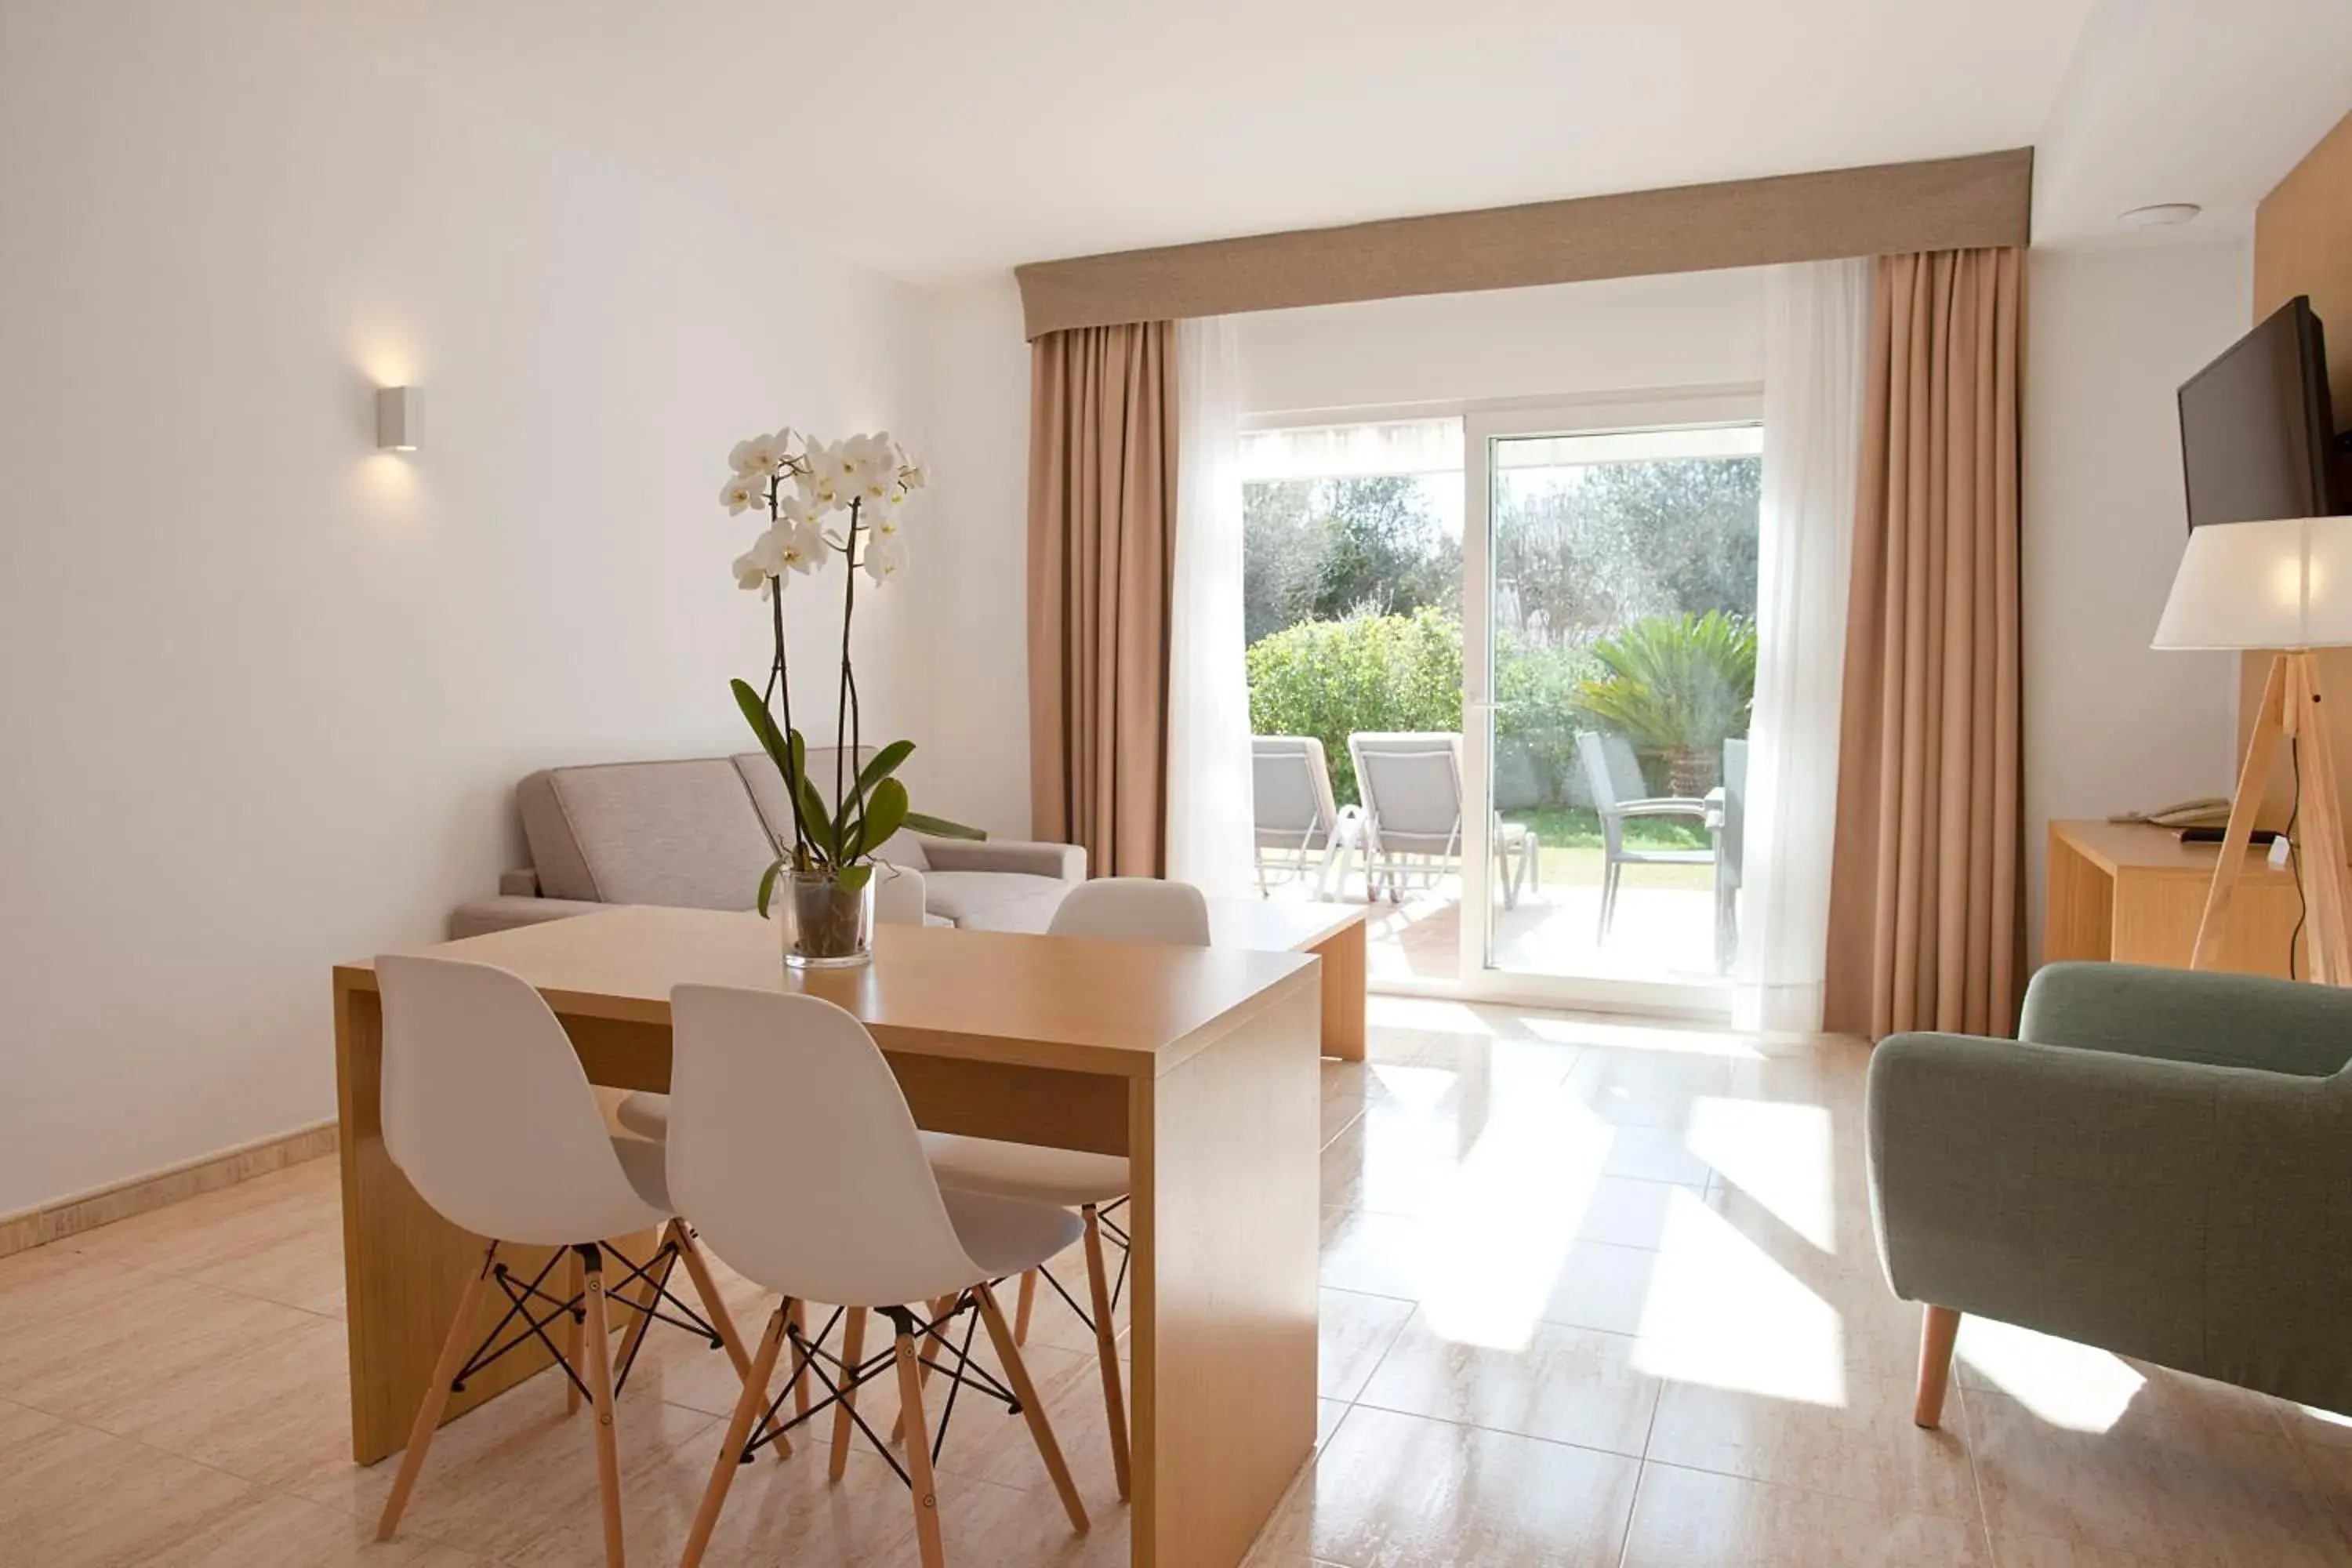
1576, 731, 1715, 943
1707, 737, 1747, 972
1347, 731, 1537, 909
1250, 735, 1361, 898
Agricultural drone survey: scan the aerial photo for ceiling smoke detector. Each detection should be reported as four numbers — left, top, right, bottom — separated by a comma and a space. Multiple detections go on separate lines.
2118, 203, 2202, 230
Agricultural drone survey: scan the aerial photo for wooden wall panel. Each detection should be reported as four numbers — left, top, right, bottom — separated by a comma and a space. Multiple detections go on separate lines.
2244, 110, 2352, 827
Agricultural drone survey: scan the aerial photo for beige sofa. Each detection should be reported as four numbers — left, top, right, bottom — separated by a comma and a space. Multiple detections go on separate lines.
449, 751, 1084, 940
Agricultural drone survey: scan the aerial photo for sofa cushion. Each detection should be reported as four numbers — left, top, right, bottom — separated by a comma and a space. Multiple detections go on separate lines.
920, 870, 1065, 932
517, 760, 771, 909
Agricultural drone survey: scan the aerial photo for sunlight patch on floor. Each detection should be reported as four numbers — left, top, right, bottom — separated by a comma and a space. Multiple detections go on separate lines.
1685, 1097, 1838, 1253
1958, 1317, 2145, 1432
1366, 996, 1497, 1036
1634, 1189, 1848, 1406
1416, 1087, 1610, 1352
1515, 1015, 1762, 1058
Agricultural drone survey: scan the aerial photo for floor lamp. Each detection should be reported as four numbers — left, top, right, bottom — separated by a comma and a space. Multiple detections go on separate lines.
2154, 514, 2352, 983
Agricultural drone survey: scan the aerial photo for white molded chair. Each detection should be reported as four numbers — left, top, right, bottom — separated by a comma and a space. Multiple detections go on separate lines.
668, 987, 1089, 1568
918, 876, 1209, 1503
1252, 735, 1361, 898
372, 954, 753, 1567
1348, 731, 1538, 909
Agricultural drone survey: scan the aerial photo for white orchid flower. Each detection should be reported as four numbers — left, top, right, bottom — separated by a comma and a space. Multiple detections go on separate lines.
732, 545, 771, 591
777, 489, 834, 530
866, 489, 906, 538
800, 437, 845, 506
730, 430, 789, 477
863, 529, 909, 584
778, 517, 828, 574
897, 459, 929, 493
719, 472, 763, 515
813, 432, 896, 505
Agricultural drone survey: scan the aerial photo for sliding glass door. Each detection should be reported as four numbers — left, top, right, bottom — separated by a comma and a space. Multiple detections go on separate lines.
1459, 397, 1762, 1013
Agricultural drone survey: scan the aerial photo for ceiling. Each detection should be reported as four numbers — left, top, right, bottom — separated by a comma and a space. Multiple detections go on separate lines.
256, 0, 2349, 285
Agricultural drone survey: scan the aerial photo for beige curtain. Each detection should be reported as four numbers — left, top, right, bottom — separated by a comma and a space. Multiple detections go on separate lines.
1824, 249, 2026, 1040
1028, 321, 1179, 877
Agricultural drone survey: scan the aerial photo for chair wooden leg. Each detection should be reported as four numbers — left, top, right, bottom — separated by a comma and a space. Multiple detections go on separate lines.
829, 1306, 868, 1483
1915, 1305, 1961, 1429
788, 1298, 811, 1417
1080, 1206, 1131, 1501
892, 1321, 949, 1568
976, 1281, 1089, 1534
678, 1306, 789, 1568
1014, 1269, 1038, 1345
377, 1241, 499, 1541
673, 1222, 788, 1461
579, 1251, 627, 1568
562, 1247, 584, 1416
891, 1294, 959, 1445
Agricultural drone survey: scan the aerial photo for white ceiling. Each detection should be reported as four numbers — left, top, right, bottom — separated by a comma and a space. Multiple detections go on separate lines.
260, 0, 2350, 284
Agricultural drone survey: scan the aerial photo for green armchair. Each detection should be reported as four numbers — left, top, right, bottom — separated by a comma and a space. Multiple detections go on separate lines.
1866, 961, 2352, 1428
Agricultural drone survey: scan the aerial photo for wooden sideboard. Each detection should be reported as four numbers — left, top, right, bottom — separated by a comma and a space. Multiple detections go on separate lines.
2045, 820, 2306, 979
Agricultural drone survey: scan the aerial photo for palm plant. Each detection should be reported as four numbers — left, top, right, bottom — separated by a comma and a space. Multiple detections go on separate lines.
1573, 611, 1757, 796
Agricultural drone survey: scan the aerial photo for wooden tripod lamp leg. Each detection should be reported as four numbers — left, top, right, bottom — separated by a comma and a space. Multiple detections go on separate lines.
2192, 654, 2287, 971
2288, 652, 2352, 984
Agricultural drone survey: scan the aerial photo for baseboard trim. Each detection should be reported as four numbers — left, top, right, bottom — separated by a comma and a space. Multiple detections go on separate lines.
0, 1119, 339, 1261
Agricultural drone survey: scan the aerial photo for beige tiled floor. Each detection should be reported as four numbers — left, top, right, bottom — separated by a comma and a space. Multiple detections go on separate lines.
4, 1000, 2350, 1566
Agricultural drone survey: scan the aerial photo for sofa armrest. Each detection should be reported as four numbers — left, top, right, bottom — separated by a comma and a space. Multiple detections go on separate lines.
448, 895, 610, 941
2023, 962, 2352, 1076
499, 867, 542, 897
916, 837, 1086, 883
1867, 1028, 2352, 1403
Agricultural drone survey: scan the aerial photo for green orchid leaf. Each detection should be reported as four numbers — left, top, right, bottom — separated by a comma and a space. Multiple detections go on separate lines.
731, 679, 792, 777
836, 862, 873, 893
755, 858, 782, 918
853, 739, 915, 800
901, 810, 986, 841
855, 777, 910, 855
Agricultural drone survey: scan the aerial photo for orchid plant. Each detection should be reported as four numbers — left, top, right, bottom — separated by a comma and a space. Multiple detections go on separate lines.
720, 427, 979, 921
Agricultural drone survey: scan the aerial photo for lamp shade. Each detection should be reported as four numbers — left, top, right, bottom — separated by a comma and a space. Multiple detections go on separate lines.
2153, 515, 2352, 651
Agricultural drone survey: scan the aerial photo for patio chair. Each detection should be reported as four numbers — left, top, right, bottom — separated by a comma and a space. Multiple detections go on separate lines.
1577, 731, 1713, 942
1251, 736, 1362, 898
1347, 732, 1537, 909
1707, 737, 1748, 971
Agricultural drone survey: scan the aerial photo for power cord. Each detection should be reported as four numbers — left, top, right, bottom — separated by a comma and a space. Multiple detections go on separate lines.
2288, 734, 2307, 982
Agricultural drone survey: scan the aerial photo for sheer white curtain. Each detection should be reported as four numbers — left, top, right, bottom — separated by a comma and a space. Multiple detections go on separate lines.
1165, 316, 1254, 894
1738, 259, 1870, 1032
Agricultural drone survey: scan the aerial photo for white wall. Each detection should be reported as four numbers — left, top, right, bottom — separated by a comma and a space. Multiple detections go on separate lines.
913, 279, 1036, 836
2021, 238, 2252, 954
0, 1, 927, 1215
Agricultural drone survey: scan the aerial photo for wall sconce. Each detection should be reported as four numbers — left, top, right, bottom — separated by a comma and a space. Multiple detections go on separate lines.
376, 387, 420, 452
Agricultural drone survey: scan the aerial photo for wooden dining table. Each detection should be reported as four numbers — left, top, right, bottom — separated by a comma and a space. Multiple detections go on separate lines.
332, 905, 1324, 1568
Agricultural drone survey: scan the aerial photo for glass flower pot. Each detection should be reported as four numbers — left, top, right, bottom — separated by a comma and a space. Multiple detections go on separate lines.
779, 869, 875, 970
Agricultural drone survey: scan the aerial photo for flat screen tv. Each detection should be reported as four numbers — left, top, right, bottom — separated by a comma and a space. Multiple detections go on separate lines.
2178, 296, 2339, 528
